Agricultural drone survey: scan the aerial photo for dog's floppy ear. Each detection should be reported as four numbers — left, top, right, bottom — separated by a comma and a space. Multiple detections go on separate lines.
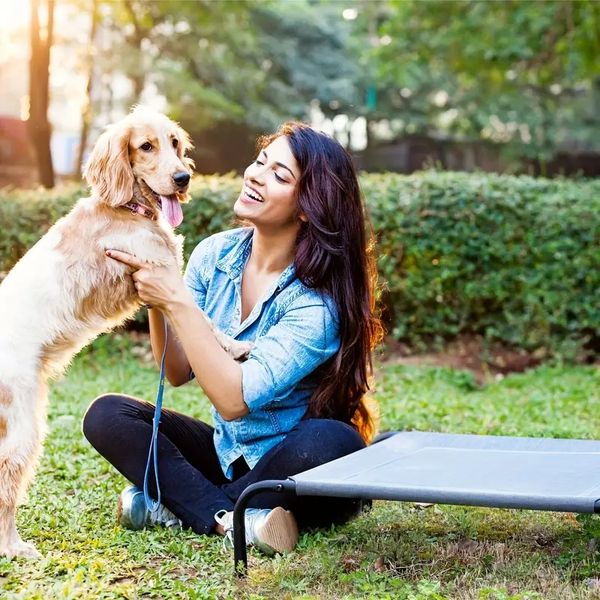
83, 124, 133, 207
175, 124, 195, 173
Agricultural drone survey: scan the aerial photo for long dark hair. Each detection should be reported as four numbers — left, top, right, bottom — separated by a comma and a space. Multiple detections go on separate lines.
260, 122, 384, 442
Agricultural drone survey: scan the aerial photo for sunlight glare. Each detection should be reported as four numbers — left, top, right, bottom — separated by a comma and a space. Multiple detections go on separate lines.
0, 0, 29, 69
0, 0, 30, 31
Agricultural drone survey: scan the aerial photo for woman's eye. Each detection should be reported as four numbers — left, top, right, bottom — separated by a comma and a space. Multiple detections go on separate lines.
274, 173, 286, 183
255, 159, 264, 166
140, 142, 153, 152
172, 138, 179, 149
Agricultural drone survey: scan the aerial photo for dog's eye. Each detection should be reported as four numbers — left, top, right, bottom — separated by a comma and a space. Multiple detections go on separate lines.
140, 142, 153, 152
172, 138, 179, 149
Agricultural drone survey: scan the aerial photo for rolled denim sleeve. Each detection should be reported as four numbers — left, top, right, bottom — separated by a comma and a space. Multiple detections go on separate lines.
241, 299, 340, 412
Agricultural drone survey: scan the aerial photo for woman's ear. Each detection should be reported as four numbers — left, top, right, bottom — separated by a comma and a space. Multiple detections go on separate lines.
299, 212, 309, 223
83, 124, 133, 207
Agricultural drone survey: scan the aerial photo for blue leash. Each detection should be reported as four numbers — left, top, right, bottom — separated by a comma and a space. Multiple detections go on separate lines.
143, 318, 168, 513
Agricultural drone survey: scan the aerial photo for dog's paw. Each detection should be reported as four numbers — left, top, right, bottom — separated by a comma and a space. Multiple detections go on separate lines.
229, 340, 254, 362
2, 540, 41, 560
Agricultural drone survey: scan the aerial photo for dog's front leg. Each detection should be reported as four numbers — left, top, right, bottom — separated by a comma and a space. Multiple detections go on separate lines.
202, 316, 253, 361
222, 335, 254, 362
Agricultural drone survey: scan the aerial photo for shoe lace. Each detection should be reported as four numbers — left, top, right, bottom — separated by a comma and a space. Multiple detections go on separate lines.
149, 503, 181, 528
214, 510, 235, 551
214, 508, 270, 552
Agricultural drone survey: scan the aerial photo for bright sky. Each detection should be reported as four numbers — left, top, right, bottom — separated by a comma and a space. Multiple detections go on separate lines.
0, 0, 30, 60
0, 0, 30, 30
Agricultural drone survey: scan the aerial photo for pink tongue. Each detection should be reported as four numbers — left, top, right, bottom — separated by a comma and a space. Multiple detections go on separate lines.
160, 195, 183, 227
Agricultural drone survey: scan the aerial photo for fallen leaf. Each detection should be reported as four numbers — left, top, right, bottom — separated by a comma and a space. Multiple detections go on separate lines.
373, 556, 385, 572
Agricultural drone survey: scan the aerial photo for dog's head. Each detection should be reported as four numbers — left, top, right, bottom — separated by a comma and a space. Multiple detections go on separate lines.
83, 106, 194, 227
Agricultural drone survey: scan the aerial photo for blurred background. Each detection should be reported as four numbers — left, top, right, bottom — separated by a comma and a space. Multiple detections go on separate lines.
0, 0, 599, 189
1, 0, 598, 367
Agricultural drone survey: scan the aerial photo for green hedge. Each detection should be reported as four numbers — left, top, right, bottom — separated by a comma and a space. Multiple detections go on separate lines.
1, 172, 598, 359
365, 172, 599, 359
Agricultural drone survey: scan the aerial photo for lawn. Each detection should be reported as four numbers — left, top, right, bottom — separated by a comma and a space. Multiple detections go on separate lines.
1, 334, 599, 599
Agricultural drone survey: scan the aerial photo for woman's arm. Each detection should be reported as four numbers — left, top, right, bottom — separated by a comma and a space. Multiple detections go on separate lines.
106, 249, 248, 421
162, 289, 247, 421
147, 308, 190, 387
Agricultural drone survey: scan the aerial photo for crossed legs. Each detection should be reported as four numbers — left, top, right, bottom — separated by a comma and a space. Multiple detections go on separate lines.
82, 394, 365, 534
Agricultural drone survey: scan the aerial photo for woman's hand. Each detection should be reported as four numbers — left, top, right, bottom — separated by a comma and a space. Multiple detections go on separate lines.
105, 250, 189, 312
106, 249, 246, 419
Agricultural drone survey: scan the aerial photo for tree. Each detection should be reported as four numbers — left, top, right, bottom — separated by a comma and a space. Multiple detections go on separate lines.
370, 0, 600, 160
76, 0, 99, 175
90, 0, 364, 170
28, 0, 55, 188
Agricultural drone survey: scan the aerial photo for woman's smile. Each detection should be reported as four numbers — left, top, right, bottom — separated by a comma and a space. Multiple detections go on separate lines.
241, 185, 264, 204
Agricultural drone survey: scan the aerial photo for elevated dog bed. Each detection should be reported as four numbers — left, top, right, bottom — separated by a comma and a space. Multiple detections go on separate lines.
233, 431, 600, 574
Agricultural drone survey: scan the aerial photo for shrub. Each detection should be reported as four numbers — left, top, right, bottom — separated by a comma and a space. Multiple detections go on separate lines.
0, 184, 83, 273
1, 172, 598, 359
363, 172, 599, 359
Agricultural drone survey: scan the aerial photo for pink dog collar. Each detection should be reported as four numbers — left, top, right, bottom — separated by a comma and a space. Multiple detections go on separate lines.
124, 201, 156, 220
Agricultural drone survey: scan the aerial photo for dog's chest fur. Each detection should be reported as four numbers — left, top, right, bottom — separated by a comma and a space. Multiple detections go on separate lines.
0, 195, 183, 380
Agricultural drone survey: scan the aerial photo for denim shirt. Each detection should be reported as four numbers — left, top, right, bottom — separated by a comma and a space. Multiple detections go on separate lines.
184, 227, 340, 478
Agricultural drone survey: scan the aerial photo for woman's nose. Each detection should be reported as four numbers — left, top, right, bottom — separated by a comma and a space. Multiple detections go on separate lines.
247, 164, 266, 183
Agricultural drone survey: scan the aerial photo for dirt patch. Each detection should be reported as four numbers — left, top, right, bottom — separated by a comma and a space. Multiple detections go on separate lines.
380, 334, 545, 384
124, 331, 594, 385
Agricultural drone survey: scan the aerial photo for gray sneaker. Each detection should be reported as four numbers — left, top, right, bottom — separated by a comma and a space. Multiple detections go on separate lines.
117, 485, 182, 530
214, 507, 298, 555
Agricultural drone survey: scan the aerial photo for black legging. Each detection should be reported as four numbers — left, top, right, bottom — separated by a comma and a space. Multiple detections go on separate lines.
82, 394, 366, 534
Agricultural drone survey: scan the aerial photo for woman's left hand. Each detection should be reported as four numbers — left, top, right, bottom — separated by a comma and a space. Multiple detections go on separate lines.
105, 249, 187, 312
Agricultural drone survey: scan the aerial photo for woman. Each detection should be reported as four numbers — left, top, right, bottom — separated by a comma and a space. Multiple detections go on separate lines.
83, 122, 383, 555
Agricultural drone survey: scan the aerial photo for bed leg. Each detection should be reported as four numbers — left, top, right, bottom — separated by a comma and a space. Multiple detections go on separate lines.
233, 479, 297, 577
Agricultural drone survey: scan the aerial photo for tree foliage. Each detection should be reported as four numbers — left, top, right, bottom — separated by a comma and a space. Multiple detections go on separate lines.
97, 0, 360, 129
86, 0, 363, 169
74, 0, 599, 167
372, 0, 600, 159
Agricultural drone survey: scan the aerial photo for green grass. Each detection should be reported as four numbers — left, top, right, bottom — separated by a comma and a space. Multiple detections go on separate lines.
1, 334, 599, 599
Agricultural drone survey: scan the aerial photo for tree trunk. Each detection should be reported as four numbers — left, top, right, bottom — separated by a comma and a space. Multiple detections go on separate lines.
76, 0, 99, 176
28, 0, 55, 188
123, 0, 147, 104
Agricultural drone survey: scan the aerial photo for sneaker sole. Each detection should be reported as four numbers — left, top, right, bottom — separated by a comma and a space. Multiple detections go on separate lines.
255, 507, 298, 555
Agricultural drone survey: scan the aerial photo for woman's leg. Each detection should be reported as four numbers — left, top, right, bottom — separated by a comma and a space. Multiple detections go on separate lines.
82, 393, 236, 534
221, 419, 366, 529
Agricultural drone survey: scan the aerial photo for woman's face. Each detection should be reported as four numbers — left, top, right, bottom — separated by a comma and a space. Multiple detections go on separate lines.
234, 135, 303, 231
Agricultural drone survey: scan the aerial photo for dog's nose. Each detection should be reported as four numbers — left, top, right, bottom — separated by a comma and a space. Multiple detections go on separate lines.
173, 172, 190, 188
